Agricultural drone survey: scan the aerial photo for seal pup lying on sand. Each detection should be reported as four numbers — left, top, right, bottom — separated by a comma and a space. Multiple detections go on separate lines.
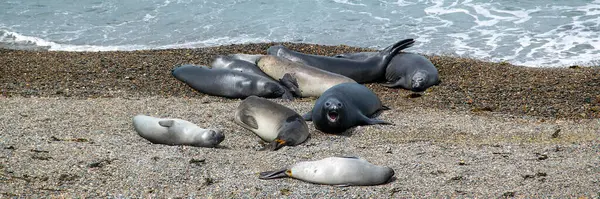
132, 115, 225, 147
256, 55, 355, 98
334, 52, 440, 92
234, 96, 309, 151
259, 156, 395, 186
304, 83, 392, 134
267, 39, 415, 83
171, 64, 293, 100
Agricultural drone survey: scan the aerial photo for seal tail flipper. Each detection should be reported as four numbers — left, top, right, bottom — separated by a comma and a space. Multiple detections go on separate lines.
370, 106, 391, 118
158, 120, 175, 127
259, 169, 289, 179
259, 139, 287, 151
367, 118, 394, 126
388, 39, 415, 55
302, 111, 313, 121
360, 114, 394, 126
380, 38, 415, 55
377, 39, 415, 72
280, 73, 302, 97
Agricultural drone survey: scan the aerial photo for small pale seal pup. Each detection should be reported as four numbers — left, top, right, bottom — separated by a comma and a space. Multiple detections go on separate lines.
210, 54, 268, 76
303, 82, 392, 133
335, 52, 440, 92
267, 38, 415, 83
171, 64, 293, 100
132, 115, 225, 147
259, 156, 395, 186
234, 96, 309, 151
256, 55, 356, 98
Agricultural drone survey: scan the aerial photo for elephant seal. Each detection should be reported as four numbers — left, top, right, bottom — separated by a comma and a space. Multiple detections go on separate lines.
267, 38, 415, 83
171, 65, 293, 100
256, 55, 356, 98
303, 82, 392, 133
132, 115, 225, 147
234, 96, 309, 151
210, 54, 268, 76
335, 52, 440, 92
259, 156, 395, 186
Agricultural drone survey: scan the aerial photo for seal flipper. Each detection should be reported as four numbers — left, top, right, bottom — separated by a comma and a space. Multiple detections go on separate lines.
238, 110, 259, 130
259, 169, 289, 179
158, 120, 175, 127
370, 105, 391, 118
377, 39, 415, 69
280, 73, 302, 97
302, 111, 313, 121
280, 89, 295, 101
381, 80, 406, 88
359, 113, 393, 126
380, 38, 415, 55
259, 138, 287, 151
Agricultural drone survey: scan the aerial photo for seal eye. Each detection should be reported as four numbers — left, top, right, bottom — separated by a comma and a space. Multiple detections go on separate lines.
325, 102, 331, 107
337, 103, 342, 107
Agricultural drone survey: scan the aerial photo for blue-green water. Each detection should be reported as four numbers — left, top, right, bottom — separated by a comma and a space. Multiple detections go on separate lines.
1, 0, 599, 67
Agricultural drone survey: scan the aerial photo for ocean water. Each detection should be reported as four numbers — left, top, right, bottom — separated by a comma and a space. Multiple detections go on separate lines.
1, 0, 599, 67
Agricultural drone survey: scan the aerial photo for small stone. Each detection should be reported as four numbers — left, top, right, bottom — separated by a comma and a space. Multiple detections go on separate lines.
280, 188, 291, 196
551, 128, 560, 138
535, 153, 548, 161
189, 158, 206, 166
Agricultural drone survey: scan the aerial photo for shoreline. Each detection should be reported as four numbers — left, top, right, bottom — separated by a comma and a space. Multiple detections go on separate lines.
1, 42, 599, 119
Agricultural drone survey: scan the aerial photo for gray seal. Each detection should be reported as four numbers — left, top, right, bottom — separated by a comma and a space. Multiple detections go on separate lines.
335, 52, 440, 92
210, 54, 268, 76
259, 156, 395, 186
303, 82, 392, 134
234, 96, 309, 151
267, 39, 415, 83
171, 64, 293, 100
256, 55, 356, 98
132, 115, 225, 147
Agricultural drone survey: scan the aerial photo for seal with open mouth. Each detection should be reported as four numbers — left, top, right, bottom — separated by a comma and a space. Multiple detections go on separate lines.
303, 82, 392, 133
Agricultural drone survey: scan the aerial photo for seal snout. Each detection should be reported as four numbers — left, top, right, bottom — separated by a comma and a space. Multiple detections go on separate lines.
410, 71, 428, 92
324, 100, 343, 123
209, 129, 226, 144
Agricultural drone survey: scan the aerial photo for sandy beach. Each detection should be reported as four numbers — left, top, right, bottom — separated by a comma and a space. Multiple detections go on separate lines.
1, 43, 599, 198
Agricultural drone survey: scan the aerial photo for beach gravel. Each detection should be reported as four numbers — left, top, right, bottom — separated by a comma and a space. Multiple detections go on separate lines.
1, 43, 599, 198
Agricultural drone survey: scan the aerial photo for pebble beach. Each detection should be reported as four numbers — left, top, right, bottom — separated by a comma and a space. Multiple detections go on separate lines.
1, 43, 600, 198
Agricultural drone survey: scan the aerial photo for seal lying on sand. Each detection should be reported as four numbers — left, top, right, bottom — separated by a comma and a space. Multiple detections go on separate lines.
267, 39, 415, 83
132, 115, 225, 147
334, 52, 440, 92
171, 64, 293, 100
210, 54, 269, 77
259, 156, 395, 186
234, 96, 309, 151
256, 55, 356, 98
303, 83, 392, 133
